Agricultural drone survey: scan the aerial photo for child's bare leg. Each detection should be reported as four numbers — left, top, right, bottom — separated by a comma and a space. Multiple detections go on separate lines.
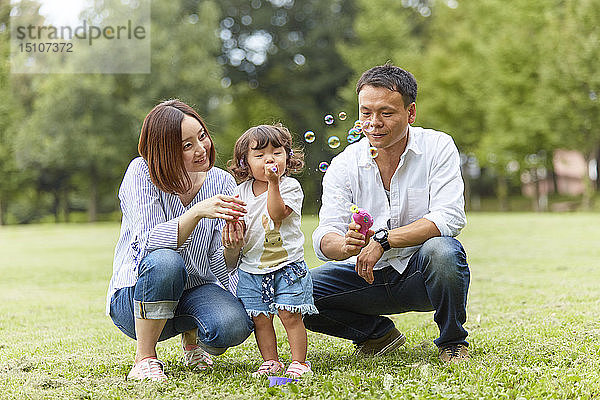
253, 314, 279, 361
278, 310, 307, 362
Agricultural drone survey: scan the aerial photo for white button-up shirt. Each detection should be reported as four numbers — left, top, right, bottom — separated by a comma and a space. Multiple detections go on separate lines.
312, 126, 466, 274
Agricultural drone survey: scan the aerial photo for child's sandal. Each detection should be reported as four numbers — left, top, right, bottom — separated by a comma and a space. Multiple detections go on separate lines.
285, 360, 312, 378
252, 360, 285, 376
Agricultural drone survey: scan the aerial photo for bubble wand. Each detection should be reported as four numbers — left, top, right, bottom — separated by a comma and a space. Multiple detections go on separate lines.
350, 204, 373, 236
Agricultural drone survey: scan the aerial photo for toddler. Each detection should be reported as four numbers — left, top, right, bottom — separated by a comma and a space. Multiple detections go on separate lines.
224, 124, 317, 378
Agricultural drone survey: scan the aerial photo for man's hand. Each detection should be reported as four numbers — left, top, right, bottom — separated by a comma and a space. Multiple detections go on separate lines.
355, 239, 384, 284
340, 221, 374, 258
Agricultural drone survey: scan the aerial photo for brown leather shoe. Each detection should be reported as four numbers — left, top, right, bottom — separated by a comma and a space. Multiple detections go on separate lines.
438, 344, 469, 363
354, 328, 407, 357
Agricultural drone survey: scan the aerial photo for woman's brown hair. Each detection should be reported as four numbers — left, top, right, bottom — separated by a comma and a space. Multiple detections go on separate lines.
138, 99, 216, 194
228, 124, 304, 182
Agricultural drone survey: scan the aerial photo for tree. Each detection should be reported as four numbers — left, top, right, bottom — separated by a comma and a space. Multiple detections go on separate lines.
0, 1, 16, 224
214, 0, 358, 212
540, 0, 600, 209
10, 0, 228, 222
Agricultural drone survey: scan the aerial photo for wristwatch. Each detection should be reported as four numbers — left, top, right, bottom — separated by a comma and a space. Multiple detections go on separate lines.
373, 228, 391, 251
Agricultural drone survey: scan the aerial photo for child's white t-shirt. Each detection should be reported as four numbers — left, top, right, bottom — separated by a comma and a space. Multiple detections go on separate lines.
236, 176, 304, 274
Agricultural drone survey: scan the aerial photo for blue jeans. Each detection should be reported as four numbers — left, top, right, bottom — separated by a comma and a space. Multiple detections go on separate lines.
303, 237, 469, 348
110, 249, 253, 351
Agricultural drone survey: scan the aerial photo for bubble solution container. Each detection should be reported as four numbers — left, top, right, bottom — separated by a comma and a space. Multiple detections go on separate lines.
268, 376, 298, 387
350, 205, 374, 236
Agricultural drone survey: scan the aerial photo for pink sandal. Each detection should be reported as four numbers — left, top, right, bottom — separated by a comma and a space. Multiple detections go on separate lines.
285, 361, 312, 378
126, 357, 167, 382
252, 360, 285, 376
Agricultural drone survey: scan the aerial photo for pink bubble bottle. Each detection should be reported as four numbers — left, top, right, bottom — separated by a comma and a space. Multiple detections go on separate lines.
350, 204, 373, 236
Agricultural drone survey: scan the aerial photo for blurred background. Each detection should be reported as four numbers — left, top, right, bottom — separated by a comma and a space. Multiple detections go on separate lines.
0, 0, 599, 225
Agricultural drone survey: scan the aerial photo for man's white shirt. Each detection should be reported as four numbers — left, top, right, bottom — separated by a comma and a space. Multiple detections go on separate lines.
312, 126, 466, 275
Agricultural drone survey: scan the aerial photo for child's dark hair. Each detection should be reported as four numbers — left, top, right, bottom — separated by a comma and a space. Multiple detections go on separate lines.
228, 124, 304, 182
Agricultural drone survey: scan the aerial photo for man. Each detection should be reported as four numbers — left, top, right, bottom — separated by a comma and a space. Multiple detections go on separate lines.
304, 64, 470, 363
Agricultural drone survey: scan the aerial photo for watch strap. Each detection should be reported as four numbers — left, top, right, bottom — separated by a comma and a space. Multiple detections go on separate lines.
374, 229, 391, 251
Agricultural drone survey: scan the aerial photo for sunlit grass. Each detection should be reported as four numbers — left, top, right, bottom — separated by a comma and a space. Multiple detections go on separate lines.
1, 213, 599, 399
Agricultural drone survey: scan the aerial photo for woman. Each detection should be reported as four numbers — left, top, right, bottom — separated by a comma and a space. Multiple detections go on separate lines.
106, 100, 252, 382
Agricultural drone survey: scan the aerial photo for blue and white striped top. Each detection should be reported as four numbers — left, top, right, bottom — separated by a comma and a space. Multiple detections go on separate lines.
105, 157, 235, 315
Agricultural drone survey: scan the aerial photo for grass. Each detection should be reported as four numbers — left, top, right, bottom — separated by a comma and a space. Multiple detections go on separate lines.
1, 213, 600, 399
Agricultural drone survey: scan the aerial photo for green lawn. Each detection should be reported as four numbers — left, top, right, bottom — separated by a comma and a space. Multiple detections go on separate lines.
1, 213, 599, 399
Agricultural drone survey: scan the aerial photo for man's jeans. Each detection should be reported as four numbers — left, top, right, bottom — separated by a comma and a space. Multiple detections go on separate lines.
110, 249, 253, 350
303, 237, 469, 348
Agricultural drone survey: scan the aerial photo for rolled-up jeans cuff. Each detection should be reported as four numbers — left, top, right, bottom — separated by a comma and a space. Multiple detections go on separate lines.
134, 300, 178, 319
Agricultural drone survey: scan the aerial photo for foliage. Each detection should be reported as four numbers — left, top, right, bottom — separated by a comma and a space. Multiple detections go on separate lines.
214, 0, 359, 212
538, 0, 600, 208
2, 0, 600, 222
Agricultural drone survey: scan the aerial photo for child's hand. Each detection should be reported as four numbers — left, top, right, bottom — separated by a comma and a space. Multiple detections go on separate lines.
264, 163, 280, 184
222, 218, 246, 250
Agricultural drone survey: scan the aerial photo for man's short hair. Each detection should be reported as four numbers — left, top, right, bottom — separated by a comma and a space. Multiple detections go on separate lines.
356, 63, 417, 107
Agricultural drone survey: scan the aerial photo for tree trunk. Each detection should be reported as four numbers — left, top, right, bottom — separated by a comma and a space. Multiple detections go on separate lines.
88, 166, 98, 222
53, 190, 60, 223
63, 187, 70, 222
497, 174, 509, 211
595, 145, 600, 192
531, 168, 540, 212
0, 195, 4, 225
462, 172, 471, 212
580, 150, 595, 211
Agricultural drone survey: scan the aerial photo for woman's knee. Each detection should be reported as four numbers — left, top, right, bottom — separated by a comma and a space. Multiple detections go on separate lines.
139, 249, 187, 285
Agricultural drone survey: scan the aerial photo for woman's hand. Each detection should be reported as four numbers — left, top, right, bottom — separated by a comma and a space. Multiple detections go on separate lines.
222, 219, 246, 251
193, 194, 246, 221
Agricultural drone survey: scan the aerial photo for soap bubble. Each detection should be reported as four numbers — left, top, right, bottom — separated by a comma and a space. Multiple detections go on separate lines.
318, 161, 329, 172
338, 111, 347, 120
362, 121, 375, 133
347, 132, 361, 144
369, 146, 379, 158
327, 136, 341, 149
304, 131, 315, 143
347, 127, 361, 143
324, 114, 335, 125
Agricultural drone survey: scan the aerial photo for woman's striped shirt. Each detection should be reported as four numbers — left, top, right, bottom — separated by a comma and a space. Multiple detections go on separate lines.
105, 157, 234, 315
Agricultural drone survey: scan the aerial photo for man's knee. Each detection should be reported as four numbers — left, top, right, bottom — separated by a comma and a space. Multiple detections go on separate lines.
420, 237, 468, 278
309, 261, 354, 301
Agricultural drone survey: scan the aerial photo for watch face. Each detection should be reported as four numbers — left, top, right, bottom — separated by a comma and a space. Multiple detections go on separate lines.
375, 230, 386, 240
